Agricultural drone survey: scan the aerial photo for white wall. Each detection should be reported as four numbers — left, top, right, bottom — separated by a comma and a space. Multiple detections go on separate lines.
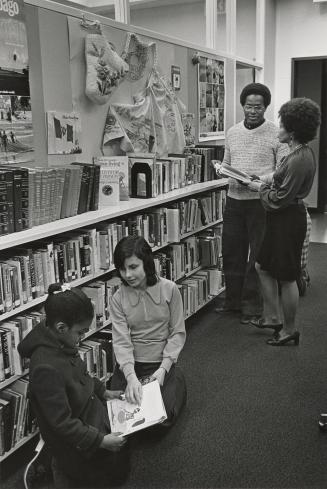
129, 2, 206, 47
274, 0, 327, 120
236, 0, 257, 61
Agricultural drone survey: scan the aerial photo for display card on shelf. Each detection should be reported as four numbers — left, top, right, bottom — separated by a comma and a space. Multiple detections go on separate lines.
94, 156, 129, 201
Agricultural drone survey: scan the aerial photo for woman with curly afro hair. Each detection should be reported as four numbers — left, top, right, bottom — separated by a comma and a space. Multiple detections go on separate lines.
245, 97, 321, 346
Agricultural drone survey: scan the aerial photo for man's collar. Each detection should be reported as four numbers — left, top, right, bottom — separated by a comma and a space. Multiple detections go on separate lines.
125, 280, 161, 307
243, 119, 265, 130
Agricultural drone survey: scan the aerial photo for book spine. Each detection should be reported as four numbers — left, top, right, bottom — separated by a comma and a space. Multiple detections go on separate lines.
0, 330, 11, 379
13, 170, 23, 232
20, 169, 29, 230
33, 170, 42, 227
33, 252, 44, 297
0, 335, 5, 382
27, 170, 35, 229
2, 172, 14, 233
27, 251, 37, 299
0, 174, 9, 236
77, 166, 89, 214
1, 264, 12, 312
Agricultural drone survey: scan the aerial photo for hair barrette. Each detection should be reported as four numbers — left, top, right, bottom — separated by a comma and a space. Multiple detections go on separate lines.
53, 283, 71, 294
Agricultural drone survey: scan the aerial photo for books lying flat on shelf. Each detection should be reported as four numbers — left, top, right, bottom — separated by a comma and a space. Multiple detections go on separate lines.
107, 380, 167, 436
213, 162, 251, 183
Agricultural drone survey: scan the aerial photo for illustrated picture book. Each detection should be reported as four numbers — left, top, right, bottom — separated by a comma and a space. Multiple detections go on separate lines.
107, 379, 167, 436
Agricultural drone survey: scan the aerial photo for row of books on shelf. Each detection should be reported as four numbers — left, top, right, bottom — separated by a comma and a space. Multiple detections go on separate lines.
128, 146, 224, 199
0, 190, 226, 315
0, 146, 225, 237
153, 226, 223, 281
178, 267, 224, 318
0, 326, 114, 457
0, 163, 99, 236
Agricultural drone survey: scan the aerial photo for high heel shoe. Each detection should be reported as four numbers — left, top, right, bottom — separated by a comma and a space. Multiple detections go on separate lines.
266, 331, 300, 346
318, 414, 327, 431
250, 317, 283, 334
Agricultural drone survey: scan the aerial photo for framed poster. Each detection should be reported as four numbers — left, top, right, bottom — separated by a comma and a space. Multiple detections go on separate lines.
198, 56, 225, 142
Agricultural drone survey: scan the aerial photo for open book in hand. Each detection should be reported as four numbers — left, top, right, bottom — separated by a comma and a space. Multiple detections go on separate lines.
212, 161, 251, 184
107, 380, 167, 436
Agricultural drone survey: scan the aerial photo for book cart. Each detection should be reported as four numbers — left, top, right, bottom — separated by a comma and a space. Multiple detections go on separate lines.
0, 177, 228, 462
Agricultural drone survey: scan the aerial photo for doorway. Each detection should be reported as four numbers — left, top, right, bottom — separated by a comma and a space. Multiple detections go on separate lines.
292, 57, 327, 212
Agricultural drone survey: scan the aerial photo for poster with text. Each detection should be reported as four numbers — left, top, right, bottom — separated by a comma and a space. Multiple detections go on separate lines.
47, 111, 82, 155
0, 0, 34, 164
198, 56, 225, 141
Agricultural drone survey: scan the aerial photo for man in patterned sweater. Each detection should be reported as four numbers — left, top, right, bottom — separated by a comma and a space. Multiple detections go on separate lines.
216, 83, 288, 324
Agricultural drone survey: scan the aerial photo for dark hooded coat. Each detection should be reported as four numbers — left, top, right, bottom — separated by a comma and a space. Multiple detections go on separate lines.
18, 321, 115, 482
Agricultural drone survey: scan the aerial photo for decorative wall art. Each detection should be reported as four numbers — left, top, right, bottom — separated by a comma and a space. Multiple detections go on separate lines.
198, 55, 225, 141
85, 33, 129, 105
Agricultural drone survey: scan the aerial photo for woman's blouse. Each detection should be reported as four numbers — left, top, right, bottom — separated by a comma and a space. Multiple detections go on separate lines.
259, 145, 316, 211
109, 277, 186, 379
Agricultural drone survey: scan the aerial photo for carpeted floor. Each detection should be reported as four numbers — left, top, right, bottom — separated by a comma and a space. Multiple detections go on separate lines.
2, 242, 327, 489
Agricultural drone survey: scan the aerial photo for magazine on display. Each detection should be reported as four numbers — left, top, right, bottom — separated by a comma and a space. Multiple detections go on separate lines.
107, 380, 167, 436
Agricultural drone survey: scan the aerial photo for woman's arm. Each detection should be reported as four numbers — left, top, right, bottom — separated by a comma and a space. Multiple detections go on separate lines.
109, 291, 135, 379
109, 291, 142, 405
260, 155, 308, 210
161, 283, 186, 373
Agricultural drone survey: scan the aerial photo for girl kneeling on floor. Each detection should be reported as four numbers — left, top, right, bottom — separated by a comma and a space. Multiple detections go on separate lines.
110, 236, 187, 427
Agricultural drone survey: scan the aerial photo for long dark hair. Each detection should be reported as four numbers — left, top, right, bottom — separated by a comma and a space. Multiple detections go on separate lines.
114, 236, 158, 286
44, 284, 94, 328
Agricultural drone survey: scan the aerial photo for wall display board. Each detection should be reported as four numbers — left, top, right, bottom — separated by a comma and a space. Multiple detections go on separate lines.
0, 0, 34, 164
198, 55, 225, 141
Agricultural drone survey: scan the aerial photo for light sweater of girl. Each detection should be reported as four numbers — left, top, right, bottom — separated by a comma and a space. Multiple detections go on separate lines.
109, 277, 186, 379
223, 120, 288, 200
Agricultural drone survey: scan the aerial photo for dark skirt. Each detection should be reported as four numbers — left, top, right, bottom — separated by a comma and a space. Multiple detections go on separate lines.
257, 203, 307, 281
111, 362, 187, 427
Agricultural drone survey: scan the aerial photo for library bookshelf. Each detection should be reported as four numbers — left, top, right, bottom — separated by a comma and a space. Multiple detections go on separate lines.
0, 178, 228, 462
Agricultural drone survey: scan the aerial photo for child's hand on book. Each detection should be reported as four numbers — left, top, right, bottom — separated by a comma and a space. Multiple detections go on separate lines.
100, 433, 126, 451
150, 367, 166, 386
103, 389, 125, 400
126, 373, 143, 405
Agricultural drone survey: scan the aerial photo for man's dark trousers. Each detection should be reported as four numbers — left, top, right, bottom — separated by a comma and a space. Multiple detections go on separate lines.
222, 196, 266, 316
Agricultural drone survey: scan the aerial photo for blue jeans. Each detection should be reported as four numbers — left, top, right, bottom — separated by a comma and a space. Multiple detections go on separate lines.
222, 197, 266, 315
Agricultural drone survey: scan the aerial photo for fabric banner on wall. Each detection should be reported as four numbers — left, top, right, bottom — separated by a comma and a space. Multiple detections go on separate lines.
198, 55, 225, 141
